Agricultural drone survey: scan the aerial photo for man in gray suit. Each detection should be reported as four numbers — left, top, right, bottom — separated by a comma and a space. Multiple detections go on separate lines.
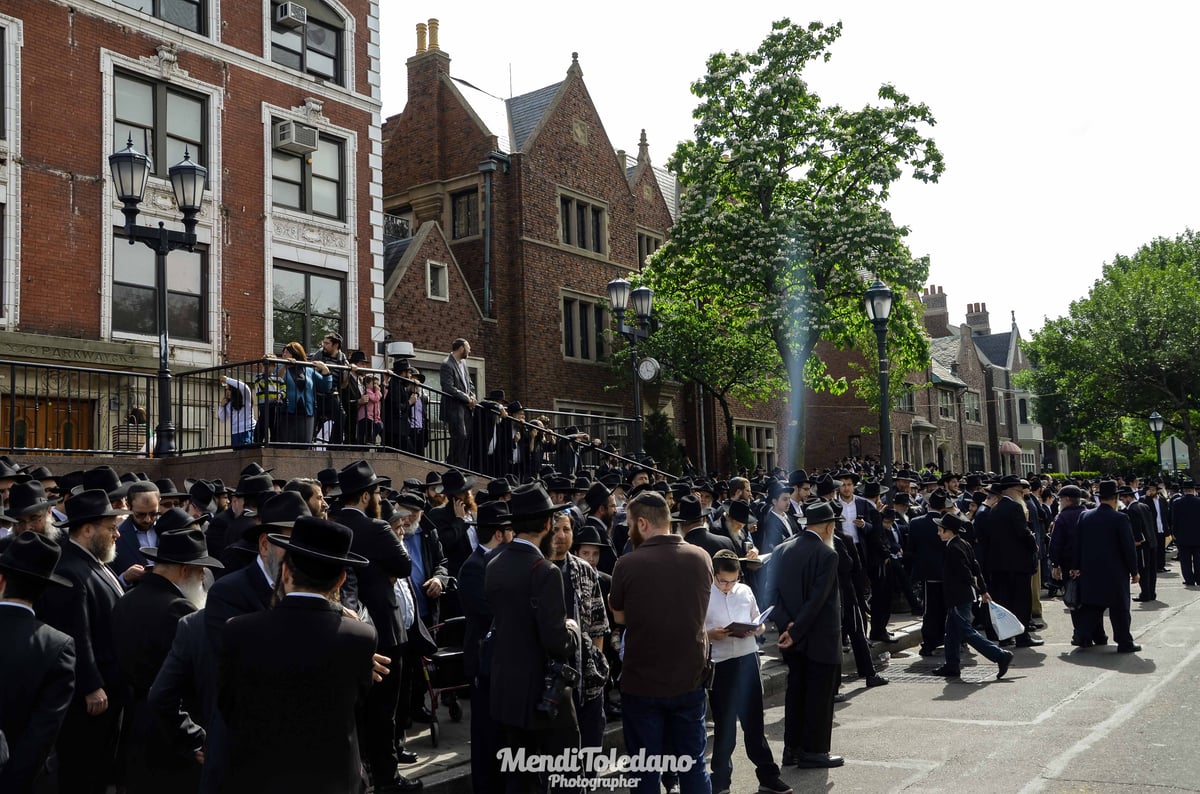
439, 338, 476, 468
770, 500, 844, 769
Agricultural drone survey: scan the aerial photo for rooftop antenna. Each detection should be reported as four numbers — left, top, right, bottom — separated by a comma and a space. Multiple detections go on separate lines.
508, 63, 513, 98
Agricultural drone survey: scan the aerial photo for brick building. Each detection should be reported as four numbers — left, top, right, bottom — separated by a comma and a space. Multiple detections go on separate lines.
0, 0, 383, 450
381, 20, 678, 444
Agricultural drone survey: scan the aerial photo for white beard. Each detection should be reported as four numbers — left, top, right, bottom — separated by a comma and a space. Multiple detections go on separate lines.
178, 573, 208, 610
95, 538, 118, 565
41, 525, 64, 543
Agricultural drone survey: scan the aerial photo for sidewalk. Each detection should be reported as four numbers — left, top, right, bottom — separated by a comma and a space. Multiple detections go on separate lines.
399, 608, 925, 794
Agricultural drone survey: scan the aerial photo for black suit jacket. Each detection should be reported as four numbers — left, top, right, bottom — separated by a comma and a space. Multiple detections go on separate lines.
1171, 494, 1200, 546
683, 524, 738, 557
1074, 504, 1138, 607
112, 517, 150, 586
942, 535, 987, 607
204, 558, 274, 659
336, 507, 412, 648
112, 573, 196, 696
980, 496, 1037, 574
38, 540, 126, 700
458, 544, 500, 681
906, 513, 946, 582
427, 502, 474, 576
219, 595, 376, 793
147, 609, 219, 790
769, 531, 842, 666
0, 604, 76, 792
484, 540, 573, 729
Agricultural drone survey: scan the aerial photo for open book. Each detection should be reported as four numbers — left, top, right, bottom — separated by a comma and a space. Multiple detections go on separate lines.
724, 605, 774, 636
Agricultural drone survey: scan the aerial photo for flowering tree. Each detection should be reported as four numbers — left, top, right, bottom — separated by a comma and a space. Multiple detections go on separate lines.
648, 19, 941, 465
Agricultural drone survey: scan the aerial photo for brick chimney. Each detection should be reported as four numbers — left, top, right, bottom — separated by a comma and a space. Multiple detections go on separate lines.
398, 18, 453, 225
966, 302, 991, 336
921, 285, 950, 338
407, 18, 451, 113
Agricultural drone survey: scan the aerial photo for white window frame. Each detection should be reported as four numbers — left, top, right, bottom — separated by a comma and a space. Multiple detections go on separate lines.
0, 15, 21, 328
735, 419, 777, 471
938, 389, 955, 419
561, 290, 610, 363
553, 399, 627, 446
426, 260, 449, 302
964, 391, 982, 423
261, 0, 356, 90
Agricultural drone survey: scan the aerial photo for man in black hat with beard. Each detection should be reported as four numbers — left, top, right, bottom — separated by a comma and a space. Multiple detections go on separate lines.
0, 532, 77, 792
1072, 480, 1141, 653
219, 517, 381, 792
485, 482, 579, 794
4, 479, 62, 546
581, 480, 621, 574
332, 460, 420, 793
37, 489, 130, 794
216, 473, 278, 574
112, 519, 224, 793
678, 495, 739, 557
976, 475, 1042, 648
906, 489, 954, 656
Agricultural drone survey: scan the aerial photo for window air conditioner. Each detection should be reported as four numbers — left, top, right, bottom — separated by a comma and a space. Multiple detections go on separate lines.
273, 120, 319, 155
276, 2, 307, 29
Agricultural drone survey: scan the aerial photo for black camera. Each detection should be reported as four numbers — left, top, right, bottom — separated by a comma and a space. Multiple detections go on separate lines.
535, 659, 580, 719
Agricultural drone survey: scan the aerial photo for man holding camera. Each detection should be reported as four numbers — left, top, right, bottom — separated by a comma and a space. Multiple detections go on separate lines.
485, 483, 580, 793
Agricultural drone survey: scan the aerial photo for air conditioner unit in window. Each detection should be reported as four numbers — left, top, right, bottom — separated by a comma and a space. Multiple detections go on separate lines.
273, 120, 319, 155
276, 2, 307, 29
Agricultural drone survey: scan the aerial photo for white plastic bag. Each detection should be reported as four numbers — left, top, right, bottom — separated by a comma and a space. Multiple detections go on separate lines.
988, 600, 1025, 641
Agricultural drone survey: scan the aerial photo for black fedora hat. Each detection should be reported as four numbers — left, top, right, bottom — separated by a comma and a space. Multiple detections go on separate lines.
437, 469, 477, 496
338, 460, 390, 498
390, 492, 426, 515
813, 475, 837, 498
154, 478, 188, 499
53, 489, 129, 528
425, 470, 443, 488
671, 495, 705, 524
233, 474, 276, 498
858, 480, 888, 499
544, 474, 581, 494
997, 474, 1023, 489
506, 401, 524, 414
574, 524, 604, 548
583, 482, 611, 513
1097, 480, 1119, 499
254, 491, 312, 532
142, 525, 224, 568
240, 462, 274, 478
804, 501, 837, 526
788, 469, 814, 488
726, 499, 757, 526
25, 465, 56, 483
933, 512, 971, 534
508, 483, 570, 523
152, 507, 204, 535
487, 478, 512, 499
269, 516, 368, 568
317, 468, 341, 489
7, 480, 61, 516
475, 501, 513, 529
0, 531, 72, 587
188, 480, 218, 515
833, 470, 861, 485
0, 456, 29, 480
76, 465, 131, 500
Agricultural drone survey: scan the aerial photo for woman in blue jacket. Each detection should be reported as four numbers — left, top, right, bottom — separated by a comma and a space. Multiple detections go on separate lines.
279, 341, 332, 444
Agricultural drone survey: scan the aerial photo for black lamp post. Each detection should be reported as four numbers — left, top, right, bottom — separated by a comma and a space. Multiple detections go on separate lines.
865, 278, 894, 484
109, 136, 208, 457
1149, 411, 1165, 472
607, 277, 654, 458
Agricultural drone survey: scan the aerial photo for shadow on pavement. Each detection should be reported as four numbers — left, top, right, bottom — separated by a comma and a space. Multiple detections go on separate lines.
1055, 649, 1158, 674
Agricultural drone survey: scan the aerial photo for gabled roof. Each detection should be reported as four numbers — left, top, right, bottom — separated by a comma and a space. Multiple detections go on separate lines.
449, 76, 512, 153
930, 336, 967, 388
621, 152, 679, 223
974, 332, 1012, 368
506, 82, 563, 152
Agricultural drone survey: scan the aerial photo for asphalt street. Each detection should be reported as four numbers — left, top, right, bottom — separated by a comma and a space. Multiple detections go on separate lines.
726, 568, 1200, 793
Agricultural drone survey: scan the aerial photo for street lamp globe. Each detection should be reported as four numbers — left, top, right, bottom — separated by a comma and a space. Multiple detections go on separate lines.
607, 277, 631, 316
864, 278, 894, 325
1149, 411, 1165, 435
108, 136, 152, 205
630, 286, 654, 324
169, 148, 208, 215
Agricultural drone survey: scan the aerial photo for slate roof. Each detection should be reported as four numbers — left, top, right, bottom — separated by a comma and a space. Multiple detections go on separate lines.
506, 82, 563, 152
621, 153, 680, 222
973, 332, 1012, 368
383, 237, 413, 285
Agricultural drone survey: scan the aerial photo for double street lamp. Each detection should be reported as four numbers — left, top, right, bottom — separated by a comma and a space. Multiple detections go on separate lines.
606, 277, 654, 459
1149, 411, 1165, 472
109, 137, 208, 457
865, 278, 895, 484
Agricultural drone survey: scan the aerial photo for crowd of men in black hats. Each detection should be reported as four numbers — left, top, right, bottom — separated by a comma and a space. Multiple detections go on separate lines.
1, 450, 1194, 794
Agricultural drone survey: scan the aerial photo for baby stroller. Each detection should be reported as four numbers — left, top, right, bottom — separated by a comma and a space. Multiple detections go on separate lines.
420, 615, 470, 746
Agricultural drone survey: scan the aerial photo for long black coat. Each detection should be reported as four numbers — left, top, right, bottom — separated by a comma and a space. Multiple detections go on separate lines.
979, 497, 1037, 574
484, 540, 573, 729
427, 502, 474, 577
335, 507, 412, 648
905, 513, 945, 582
219, 595, 376, 793
769, 531, 842, 666
0, 604, 76, 792
1171, 493, 1200, 546
457, 544, 501, 681
38, 540, 127, 702
683, 524, 738, 558
1074, 504, 1137, 607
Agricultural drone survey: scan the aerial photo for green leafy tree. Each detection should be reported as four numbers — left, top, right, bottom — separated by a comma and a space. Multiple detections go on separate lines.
651, 18, 941, 466
1021, 230, 1200, 473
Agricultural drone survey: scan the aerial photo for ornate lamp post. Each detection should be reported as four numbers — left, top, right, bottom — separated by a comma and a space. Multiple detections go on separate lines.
607, 277, 655, 458
109, 137, 208, 457
865, 278, 895, 483
1149, 411, 1165, 472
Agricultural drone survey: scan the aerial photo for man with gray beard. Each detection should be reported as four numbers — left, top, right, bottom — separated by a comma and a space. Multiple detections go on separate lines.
37, 489, 130, 793
112, 518, 224, 793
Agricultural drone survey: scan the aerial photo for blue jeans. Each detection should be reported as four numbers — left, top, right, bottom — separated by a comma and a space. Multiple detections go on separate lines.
621, 687, 711, 794
231, 429, 255, 449
944, 601, 1008, 670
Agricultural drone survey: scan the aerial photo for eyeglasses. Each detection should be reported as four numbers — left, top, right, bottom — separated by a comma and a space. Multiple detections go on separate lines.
715, 577, 740, 587
133, 511, 159, 520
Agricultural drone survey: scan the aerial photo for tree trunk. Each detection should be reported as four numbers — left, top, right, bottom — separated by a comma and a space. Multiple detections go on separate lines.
715, 391, 737, 476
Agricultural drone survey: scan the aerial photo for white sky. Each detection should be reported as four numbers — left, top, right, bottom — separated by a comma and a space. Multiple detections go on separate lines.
379, 2, 1200, 336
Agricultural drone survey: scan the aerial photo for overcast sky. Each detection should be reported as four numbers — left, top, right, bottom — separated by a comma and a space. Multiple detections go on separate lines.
379, 2, 1200, 337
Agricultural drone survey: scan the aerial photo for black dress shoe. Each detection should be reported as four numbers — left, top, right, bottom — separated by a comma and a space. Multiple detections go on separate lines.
866, 674, 889, 688
781, 747, 799, 766
997, 651, 1014, 679
376, 775, 423, 793
1116, 643, 1142, 653
918, 645, 939, 657
1014, 636, 1044, 648
1070, 637, 1093, 648
397, 749, 419, 765
1029, 621, 1046, 631
794, 752, 845, 768
869, 632, 900, 643
929, 665, 960, 677
832, 692, 847, 703
999, 638, 1015, 648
